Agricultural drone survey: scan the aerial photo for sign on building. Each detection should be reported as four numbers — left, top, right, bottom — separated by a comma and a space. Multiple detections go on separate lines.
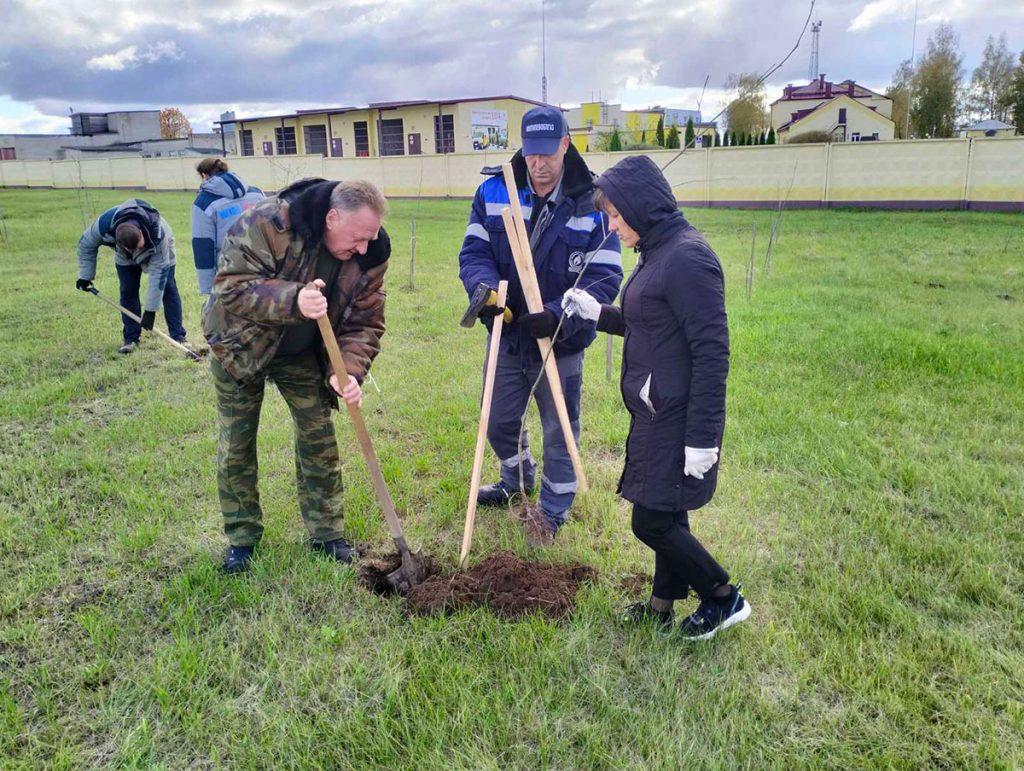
471, 109, 508, 151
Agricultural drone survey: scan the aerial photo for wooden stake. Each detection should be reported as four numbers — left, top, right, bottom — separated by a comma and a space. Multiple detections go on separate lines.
605, 334, 613, 382
459, 280, 509, 569
408, 219, 416, 290
498, 163, 588, 492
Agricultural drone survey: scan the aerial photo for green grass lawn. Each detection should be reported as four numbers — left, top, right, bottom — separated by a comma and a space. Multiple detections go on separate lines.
1, 188, 1022, 768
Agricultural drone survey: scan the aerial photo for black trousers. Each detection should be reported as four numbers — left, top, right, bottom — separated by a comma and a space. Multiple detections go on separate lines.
631, 503, 730, 601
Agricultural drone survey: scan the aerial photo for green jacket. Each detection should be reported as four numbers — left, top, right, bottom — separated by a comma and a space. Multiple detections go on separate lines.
202, 188, 388, 384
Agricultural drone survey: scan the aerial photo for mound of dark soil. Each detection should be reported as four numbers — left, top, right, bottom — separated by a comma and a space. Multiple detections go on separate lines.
404, 550, 596, 619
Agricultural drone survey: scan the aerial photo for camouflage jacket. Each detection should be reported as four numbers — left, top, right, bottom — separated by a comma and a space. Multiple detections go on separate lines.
202, 188, 388, 384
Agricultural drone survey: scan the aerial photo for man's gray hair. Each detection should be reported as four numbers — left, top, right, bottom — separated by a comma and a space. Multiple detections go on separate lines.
330, 180, 388, 218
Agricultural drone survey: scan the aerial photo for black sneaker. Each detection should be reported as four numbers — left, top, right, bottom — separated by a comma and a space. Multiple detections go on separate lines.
311, 538, 358, 564
678, 584, 751, 641
222, 544, 254, 574
621, 601, 674, 630
118, 341, 139, 355
477, 480, 532, 506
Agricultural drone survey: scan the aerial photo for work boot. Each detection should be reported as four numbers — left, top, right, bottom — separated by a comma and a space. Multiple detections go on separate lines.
311, 537, 358, 564
118, 341, 139, 355
621, 601, 675, 630
678, 584, 751, 641
478, 480, 532, 507
222, 544, 254, 574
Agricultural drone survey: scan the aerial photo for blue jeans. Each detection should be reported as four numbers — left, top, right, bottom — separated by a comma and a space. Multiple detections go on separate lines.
115, 263, 186, 343
485, 342, 584, 529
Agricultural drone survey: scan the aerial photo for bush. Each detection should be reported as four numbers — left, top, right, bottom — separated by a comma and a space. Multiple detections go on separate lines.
787, 130, 832, 144
665, 125, 680, 149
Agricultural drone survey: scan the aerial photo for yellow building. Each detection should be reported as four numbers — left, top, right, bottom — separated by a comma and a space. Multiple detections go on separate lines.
220, 96, 551, 159
566, 101, 694, 151
772, 76, 895, 143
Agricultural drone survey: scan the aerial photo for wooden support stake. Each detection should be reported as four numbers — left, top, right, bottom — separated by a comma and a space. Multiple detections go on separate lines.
605, 333, 613, 382
459, 280, 509, 569
499, 162, 588, 492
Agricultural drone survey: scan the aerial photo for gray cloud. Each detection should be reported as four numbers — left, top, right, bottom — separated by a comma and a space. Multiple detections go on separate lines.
1, 0, 1021, 129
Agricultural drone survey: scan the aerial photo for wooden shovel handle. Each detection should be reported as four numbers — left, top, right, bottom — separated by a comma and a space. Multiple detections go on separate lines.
315, 313, 407, 544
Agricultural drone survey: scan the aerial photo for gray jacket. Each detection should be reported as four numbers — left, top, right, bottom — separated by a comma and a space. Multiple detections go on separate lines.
77, 199, 176, 313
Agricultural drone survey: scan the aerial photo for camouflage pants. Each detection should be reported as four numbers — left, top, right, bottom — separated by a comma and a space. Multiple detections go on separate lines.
212, 352, 344, 546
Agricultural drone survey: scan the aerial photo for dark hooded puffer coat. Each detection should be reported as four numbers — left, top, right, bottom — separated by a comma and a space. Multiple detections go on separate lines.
595, 156, 729, 511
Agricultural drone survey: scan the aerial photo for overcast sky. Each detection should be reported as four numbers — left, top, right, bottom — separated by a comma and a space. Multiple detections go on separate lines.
1, 0, 1022, 134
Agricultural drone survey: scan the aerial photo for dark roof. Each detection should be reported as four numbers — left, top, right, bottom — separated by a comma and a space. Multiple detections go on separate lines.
218, 95, 556, 124
296, 106, 359, 115
772, 75, 886, 106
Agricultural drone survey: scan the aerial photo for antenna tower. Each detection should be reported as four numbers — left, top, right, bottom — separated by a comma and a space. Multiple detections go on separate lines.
808, 20, 822, 80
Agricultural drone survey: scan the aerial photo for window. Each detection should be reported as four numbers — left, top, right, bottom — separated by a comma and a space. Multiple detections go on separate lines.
379, 118, 405, 156
434, 114, 455, 153
354, 121, 369, 157
0, 147, 15, 160
838, 108, 847, 124
303, 124, 328, 156
240, 130, 254, 157
851, 132, 861, 142
275, 126, 297, 155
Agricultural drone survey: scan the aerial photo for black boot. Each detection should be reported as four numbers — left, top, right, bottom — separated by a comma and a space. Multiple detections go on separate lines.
311, 538, 358, 564
477, 480, 532, 506
222, 545, 254, 574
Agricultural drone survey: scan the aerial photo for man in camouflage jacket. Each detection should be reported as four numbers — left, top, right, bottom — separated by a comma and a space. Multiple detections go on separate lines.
203, 178, 390, 573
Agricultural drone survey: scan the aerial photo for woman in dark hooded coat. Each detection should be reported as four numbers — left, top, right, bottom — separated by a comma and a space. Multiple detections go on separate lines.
562, 155, 750, 640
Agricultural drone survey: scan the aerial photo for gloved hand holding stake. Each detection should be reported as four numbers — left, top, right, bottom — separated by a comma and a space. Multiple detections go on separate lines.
477, 285, 512, 324
141, 310, 156, 331
561, 288, 601, 321
76, 278, 94, 292
684, 446, 719, 480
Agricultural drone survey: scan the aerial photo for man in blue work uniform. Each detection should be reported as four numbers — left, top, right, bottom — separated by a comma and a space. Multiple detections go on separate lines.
458, 106, 623, 540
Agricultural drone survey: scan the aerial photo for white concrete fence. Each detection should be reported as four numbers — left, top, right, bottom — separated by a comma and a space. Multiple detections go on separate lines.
1, 137, 1022, 211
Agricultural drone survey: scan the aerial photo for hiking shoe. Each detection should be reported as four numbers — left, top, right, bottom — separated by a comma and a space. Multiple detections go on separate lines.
311, 537, 358, 564
678, 584, 751, 641
477, 480, 532, 506
118, 341, 139, 355
621, 601, 674, 630
222, 544, 254, 574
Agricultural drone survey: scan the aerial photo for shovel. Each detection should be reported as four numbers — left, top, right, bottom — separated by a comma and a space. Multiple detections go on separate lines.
315, 313, 427, 594
86, 287, 203, 360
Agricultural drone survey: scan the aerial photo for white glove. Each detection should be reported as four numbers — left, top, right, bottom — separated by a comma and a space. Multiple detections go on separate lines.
561, 288, 601, 321
684, 446, 719, 480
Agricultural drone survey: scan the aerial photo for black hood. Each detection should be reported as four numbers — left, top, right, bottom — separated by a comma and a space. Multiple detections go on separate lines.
278, 177, 390, 271
110, 199, 162, 249
279, 177, 336, 248
594, 155, 686, 246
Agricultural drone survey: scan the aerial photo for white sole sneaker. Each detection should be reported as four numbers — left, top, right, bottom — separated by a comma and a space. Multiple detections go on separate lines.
685, 599, 752, 641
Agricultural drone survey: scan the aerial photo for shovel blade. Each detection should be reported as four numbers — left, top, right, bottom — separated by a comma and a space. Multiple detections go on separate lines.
386, 546, 427, 595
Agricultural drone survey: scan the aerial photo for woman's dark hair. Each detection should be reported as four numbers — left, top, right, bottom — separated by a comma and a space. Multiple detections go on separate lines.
591, 185, 609, 213
196, 157, 229, 177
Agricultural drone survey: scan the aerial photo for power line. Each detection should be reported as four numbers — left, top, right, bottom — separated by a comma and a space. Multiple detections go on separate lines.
662, 0, 816, 172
